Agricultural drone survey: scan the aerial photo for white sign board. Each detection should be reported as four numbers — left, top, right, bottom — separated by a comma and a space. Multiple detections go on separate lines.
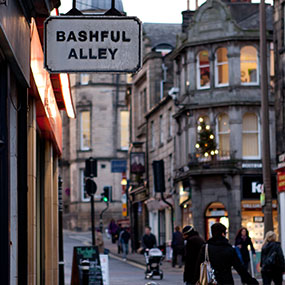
44, 16, 142, 73
100, 254, 109, 285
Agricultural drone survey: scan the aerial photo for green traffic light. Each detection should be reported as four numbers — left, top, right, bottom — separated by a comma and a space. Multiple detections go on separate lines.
103, 197, 108, 202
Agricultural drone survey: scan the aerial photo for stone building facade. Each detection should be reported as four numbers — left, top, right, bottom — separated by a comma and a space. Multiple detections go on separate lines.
60, 0, 129, 231
128, 23, 180, 248
172, 0, 277, 247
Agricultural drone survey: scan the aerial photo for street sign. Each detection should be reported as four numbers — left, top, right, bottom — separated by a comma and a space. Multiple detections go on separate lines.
44, 16, 142, 73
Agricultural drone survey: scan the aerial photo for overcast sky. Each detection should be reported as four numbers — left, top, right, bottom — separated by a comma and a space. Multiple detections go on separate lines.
58, 0, 273, 24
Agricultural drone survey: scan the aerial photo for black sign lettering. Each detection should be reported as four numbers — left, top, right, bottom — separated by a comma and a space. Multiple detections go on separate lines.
78, 31, 87, 42
98, 48, 107, 59
67, 31, 77, 42
56, 31, 66, 41
90, 31, 99, 42
108, 48, 118, 60
110, 31, 120, 42
101, 31, 109, 42
68, 48, 78, 59
79, 48, 88, 59
89, 49, 97, 59
122, 31, 131, 42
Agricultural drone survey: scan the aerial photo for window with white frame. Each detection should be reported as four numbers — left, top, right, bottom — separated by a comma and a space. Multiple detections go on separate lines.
120, 111, 129, 150
80, 110, 91, 150
80, 169, 90, 202
168, 108, 172, 137
197, 50, 210, 89
240, 46, 259, 85
242, 113, 259, 158
151, 120, 155, 148
159, 115, 164, 144
80, 73, 89, 85
218, 114, 230, 157
215, 47, 229, 87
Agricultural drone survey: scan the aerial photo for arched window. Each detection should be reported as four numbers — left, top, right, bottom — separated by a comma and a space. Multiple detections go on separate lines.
240, 46, 258, 85
197, 50, 210, 89
242, 113, 259, 158
218, 114, 230, 157
215, 47, 229, 87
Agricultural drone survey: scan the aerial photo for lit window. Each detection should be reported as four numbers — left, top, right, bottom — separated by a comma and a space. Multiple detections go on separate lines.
151, 121, 155, 148
120, 111, 129, 150
215, 48, 229, 87
80, 73, 89, 85
197, 50, 210, 89
80, 169, 90, 202
242, 113, 259, 158
218, 114, 230, 157
240, 46, 259, 85
159, 115, 164, 144
80, 110, 91, 150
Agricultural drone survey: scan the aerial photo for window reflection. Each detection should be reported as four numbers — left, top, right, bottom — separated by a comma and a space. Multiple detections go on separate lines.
240, 46, 258, 84
218, 114, 230, 157
215, 48, 229, 86
80, 110, 91, 150
198, 50, 210, 89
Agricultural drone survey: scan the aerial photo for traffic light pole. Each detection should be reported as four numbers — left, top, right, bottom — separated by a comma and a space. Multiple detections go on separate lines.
90, 195, 96, 246
99, 202, 109, 232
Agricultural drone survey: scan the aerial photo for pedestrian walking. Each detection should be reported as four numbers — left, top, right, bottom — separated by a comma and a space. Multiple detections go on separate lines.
171, 226, 184, 268
116, 223, 122, 253
261, 231, 285, 285
95, 228, 104, 254
182, 225, 204, 285
108, 219, 118, 244
141, 226, 157, 252
196, 223, 258, 285
235, 227, 256, 271
120, 227, 131, 261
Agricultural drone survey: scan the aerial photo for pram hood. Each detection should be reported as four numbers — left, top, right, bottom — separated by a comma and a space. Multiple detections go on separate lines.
148, 248, 163, 257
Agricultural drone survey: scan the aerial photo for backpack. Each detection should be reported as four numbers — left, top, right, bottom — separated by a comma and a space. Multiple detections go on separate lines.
262, 244, 279, 271
197, 244, 217, 285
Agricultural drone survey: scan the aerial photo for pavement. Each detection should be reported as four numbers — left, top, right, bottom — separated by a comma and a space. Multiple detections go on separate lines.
64, 230, 285, 285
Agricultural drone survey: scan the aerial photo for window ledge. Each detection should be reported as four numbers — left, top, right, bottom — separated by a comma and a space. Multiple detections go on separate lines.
240, 83, 259, 87
78, 149, 92, 153
167, 136, 172, 143
159, 143, 164, 148
150, 148, 155, 153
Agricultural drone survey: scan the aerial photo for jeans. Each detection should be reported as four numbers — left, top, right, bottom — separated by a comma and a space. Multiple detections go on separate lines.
122, 242, 129, 259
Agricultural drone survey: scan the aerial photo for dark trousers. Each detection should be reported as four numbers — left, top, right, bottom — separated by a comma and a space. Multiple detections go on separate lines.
172, 248, 183, 267
262, 270, 283, 285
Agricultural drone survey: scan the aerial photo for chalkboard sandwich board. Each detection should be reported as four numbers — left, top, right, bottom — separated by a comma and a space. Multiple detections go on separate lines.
71, 246, 103, 285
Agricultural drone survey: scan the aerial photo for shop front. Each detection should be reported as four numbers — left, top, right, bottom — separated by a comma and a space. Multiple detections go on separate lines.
241, 175, 278, 252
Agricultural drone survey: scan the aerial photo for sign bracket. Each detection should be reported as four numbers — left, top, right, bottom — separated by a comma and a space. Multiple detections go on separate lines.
65, 0, 83, 15
105, 0, 122, 16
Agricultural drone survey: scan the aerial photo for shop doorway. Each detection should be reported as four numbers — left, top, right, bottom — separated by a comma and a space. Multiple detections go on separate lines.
205, 202, 229, 240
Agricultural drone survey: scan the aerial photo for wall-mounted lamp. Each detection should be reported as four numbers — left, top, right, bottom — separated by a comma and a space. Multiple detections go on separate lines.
121, 178, 127, 186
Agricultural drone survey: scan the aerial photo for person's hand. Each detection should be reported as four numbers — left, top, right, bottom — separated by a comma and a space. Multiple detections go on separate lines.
237, 245, 242, 249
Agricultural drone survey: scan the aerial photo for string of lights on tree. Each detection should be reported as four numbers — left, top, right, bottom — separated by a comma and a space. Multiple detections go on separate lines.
195, 117, 219, 158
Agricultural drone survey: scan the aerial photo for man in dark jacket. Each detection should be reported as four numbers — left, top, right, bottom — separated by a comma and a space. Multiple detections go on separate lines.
171, 226, 184, 268
183, 225, 204, 285
196, 223, 259, 285
141, 226, 157, 250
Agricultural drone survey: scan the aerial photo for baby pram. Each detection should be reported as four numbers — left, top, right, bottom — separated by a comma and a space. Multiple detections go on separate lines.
144, 248, 164, 280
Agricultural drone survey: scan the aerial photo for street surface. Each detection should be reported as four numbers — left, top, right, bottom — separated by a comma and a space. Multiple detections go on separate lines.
64, 230, 183, 285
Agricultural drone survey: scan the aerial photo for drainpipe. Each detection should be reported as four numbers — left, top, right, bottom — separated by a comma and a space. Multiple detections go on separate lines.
161, 193, 174, 236
160, 63, 168, 100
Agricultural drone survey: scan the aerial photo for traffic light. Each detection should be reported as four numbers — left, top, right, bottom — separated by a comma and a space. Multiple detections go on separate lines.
85, 178, 97, 196
101, 186, 112, 203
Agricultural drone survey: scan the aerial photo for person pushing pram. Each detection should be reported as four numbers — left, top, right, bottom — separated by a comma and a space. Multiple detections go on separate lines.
141, 226, 164, 280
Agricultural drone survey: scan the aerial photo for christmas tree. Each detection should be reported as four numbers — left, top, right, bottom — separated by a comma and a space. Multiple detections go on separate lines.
195, 117, 218, 158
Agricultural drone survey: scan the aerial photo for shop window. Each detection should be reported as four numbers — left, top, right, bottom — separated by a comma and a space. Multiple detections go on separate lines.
197, 50, 210, 89
120, 110, 129, 150
80, 73, 89, 85
215, 47, 229, 87
242, 113, 260, 159
80, 110, 91, 150
151, 120, 155, 148
218, 114, 230, 158
80, 169, 90, 202
240, 46, 259, 85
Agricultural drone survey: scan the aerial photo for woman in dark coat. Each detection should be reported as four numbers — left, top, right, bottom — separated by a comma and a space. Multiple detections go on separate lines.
261, 231, 285, 285
235, 227, 255, 271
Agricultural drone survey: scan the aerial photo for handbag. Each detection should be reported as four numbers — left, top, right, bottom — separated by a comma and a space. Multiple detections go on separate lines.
197, 244, 217, 285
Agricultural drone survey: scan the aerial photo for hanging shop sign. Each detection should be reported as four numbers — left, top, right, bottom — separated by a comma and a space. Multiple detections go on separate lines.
44, 16, 142, 73
277, 171, 285, 193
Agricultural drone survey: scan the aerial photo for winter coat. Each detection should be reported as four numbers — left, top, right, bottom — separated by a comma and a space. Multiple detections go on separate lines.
171, 231, 184, 254
196, 236, 258, 285
108, 221, 118, 235
184, 230, 204, 283
261, 241, 285, 273
120, 230, 131, 244
235, 236, 255, 263
142, 233, 157, 249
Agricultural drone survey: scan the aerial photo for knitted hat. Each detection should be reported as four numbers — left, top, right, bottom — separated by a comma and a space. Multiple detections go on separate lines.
182, 225, 194, 235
